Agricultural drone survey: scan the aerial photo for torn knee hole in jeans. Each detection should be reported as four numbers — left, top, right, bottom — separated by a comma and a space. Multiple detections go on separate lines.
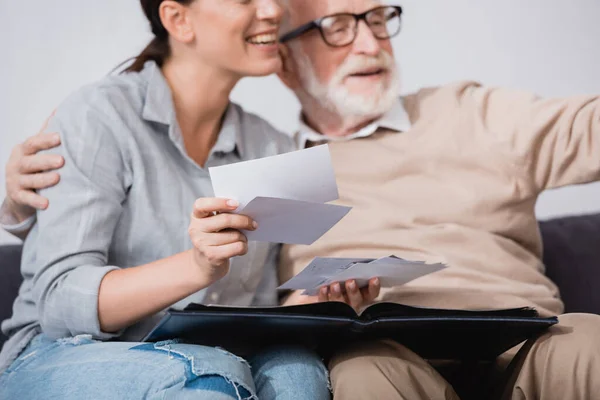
57, 334, 96, 346
215, 347, 250, 366
138, 341, 249, 367
129, 341, 257, 400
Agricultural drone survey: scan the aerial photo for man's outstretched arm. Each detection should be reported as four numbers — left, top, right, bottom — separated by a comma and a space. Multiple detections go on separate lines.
471, 85, 600, 192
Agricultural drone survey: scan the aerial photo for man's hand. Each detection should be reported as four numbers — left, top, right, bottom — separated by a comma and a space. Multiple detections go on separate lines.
283, 278, 381, 312
5, 113, 64, 222
187, 198, 257, 284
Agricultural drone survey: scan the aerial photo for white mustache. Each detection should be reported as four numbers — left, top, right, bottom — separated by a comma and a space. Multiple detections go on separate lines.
335, 52, 394, 80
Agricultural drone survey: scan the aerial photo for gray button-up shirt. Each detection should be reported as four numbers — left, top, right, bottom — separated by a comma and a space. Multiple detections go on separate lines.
0, 61, 296, 373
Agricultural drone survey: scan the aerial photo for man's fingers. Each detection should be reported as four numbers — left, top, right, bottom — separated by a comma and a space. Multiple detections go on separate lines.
198, 213, 257, 233
21, 133, 61, 156
193, 198, 239, 218
345, 280, 364, 310
16, 190, 49, 210
361, 278, 381, 303
318, 286, 329, 303
18, 172, 60, 191
328, 282, 345, 302
39, 110, 57, 132
19, 154, 64, 174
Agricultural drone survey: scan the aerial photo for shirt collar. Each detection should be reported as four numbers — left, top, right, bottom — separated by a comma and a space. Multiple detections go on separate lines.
295, 97, 412, 148
212, 104, 245, 159
141, 61, 174, 126
140, 61, 243, 158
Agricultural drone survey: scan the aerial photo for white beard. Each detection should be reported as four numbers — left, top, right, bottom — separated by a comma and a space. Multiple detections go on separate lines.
295, 49, 400, 121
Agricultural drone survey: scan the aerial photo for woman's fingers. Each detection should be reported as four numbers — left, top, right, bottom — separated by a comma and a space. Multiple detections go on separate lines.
202, 229, 248, 246
193, 198, 240, 218
197, 212, 257, 233
188, 198, 256, 270
201, 241, 249, 264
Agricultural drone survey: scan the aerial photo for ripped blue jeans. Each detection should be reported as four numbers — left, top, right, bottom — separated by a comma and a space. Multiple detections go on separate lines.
0, 334, 331, 400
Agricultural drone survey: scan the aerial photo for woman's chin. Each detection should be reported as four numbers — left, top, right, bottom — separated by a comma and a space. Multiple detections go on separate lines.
239, 58, 282, 78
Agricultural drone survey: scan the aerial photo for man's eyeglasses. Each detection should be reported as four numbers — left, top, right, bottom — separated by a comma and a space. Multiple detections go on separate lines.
280, 5, 403, 48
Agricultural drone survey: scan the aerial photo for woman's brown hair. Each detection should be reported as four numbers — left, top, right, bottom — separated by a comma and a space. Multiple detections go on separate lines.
124, 0, 194, 73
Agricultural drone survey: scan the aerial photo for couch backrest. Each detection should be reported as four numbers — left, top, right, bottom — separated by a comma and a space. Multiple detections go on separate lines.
0, 245, 24, 346
539, 214, 600, 315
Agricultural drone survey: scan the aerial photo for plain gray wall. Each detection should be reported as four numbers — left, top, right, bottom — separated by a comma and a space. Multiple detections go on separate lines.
1, 0, 600, 244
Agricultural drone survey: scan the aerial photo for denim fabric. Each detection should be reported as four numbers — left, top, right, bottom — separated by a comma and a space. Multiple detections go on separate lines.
0, 334, 330, 400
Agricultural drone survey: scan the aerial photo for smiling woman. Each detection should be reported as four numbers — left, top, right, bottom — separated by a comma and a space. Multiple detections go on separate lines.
124, 0, 196, 72
0, 0, 332, 399
126, 0, 283, 77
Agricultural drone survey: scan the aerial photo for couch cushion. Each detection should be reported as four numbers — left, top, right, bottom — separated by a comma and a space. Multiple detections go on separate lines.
539, 214, 600, 315
0, 245, 23, 347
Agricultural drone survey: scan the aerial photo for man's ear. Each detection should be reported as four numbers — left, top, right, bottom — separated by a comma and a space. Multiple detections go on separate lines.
160, 1, 195, 44
276, 44, 300, 90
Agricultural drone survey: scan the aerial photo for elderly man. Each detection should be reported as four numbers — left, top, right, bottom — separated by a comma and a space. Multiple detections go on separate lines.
3, 0, 600, 399
275, 1, 600, 399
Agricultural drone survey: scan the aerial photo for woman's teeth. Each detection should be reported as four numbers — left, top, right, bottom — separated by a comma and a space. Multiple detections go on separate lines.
247, 33, 278, 45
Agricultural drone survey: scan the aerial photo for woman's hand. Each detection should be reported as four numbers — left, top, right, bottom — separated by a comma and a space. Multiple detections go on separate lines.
188, 198, 257, 284
5, 113, 64, 222
98, 199, 256, 334
283, 278, 381, 313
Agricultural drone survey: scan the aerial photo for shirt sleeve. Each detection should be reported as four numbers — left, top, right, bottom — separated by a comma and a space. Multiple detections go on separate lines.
0, 199, 36, 240
471, 86, 600, 192
27, 88, 132, 340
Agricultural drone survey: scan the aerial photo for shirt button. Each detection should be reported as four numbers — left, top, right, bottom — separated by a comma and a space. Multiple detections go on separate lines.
209, 292, 220, 303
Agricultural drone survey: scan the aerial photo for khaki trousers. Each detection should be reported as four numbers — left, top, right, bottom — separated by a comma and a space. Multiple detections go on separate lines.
329, 313, 600, 400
